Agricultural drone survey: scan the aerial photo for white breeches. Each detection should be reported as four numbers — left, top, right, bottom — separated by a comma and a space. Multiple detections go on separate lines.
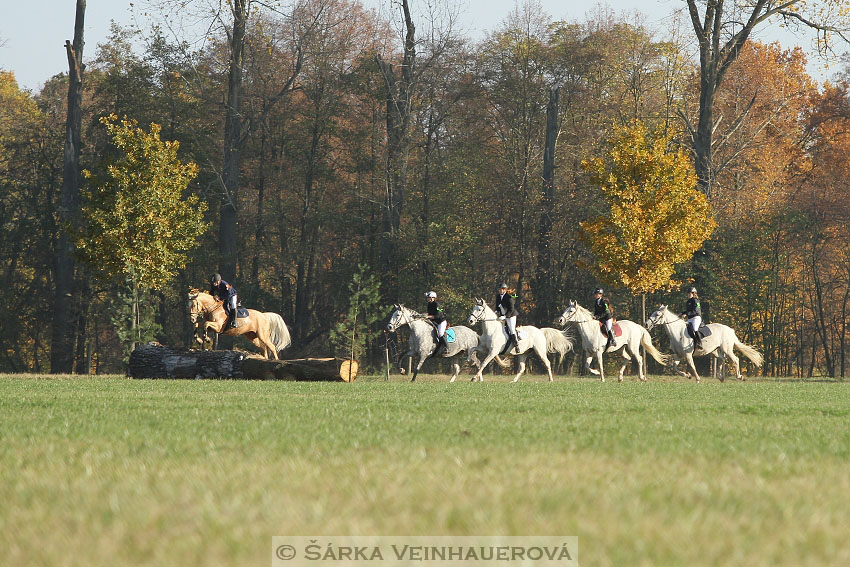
505, 316, 517, 335
437, 320, 447, 337
604, 318, 613, 332
688, 316, 702, 336
228, 295, 238, 312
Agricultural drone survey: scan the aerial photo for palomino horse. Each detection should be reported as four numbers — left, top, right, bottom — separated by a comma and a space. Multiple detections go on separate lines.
386, 304, 481, 382
645, 305, 763, 382
466, 299, 553, 382
188, 289, 291, 360
557, 300, 669, 382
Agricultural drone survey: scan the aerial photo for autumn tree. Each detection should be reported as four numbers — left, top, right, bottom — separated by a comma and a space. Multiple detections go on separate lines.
684, 0, 850, 198
77, 115, 207, 353
580, 120, 716, 322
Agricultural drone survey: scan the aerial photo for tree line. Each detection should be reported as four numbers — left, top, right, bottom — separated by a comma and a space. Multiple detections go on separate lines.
3, 0, 850, 377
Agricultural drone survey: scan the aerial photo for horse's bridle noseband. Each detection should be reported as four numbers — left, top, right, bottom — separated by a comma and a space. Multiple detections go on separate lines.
388, 307, 421, 332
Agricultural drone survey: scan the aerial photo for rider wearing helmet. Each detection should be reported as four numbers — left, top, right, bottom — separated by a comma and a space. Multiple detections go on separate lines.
593, 287, 614, 350
495, 282, 520, 354
209, 273, 239, 330
680, 287, 702, 349
425, 291, 448, 355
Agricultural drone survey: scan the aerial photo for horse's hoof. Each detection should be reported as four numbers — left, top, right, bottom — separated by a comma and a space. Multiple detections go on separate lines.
398, 368, 406, 375
618, 376, 624, 382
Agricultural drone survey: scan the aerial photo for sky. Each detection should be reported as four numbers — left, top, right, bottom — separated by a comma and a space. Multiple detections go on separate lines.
0, 0, 833, 92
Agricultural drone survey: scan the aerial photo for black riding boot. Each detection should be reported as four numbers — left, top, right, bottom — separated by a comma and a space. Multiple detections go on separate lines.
438, 335, 448, 355
226, 310, 237, 329
605, 328, 614, 350
511, 333, 520, 354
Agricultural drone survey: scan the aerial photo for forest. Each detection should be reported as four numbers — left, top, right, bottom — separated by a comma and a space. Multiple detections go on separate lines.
3, 0, 850, 377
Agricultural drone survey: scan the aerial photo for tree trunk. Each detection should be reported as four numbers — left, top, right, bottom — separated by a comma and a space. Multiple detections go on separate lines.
219, 0, 248, 283
51, 0, 86, 373
375, 0, 415, 302
535, 86, 558, 322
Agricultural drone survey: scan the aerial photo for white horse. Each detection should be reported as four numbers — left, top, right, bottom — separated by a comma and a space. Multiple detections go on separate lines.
557, 300, 669, 382
645, 305, 763, 382
386, 304, 481, 382
466, 299, 554, 382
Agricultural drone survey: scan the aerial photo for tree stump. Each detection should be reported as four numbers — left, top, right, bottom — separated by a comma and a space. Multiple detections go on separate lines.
241, 357, 358, 382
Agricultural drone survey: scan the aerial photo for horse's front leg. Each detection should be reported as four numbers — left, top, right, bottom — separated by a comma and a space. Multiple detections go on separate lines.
411, 355, 426, 382
474, 352, 497, 382
585, 354, 600, 376
397, 349, 413, 375
685, 353, 700, 382
596, 349, 605, 382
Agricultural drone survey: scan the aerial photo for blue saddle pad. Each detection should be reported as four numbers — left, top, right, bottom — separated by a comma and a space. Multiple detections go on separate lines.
445, 328, 456, 343
236, 307, 249, 318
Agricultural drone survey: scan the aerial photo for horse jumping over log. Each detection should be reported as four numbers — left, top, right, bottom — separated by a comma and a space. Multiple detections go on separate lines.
188, 289, 291, 360
645, 305, 763, 382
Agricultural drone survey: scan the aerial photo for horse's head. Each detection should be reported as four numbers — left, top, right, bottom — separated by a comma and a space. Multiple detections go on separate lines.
188, 288, 214, 323
467, 298, 488, 325
645, 304, 668, 330
557, 300, 578, 326
386, 304, 410, 332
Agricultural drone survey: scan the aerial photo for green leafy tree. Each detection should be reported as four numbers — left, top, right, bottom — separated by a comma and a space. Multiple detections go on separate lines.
77, 114, 208, 352
580, 120, 716, 302
330, 264, 384, 366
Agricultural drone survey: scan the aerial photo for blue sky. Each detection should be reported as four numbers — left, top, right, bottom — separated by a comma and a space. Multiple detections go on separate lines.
0, 0, 831, 92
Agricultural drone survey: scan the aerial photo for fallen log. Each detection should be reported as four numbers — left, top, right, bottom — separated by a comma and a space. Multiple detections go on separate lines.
129, 343, 245, 379
241, 357, 358, 382
128, 342, 357, 381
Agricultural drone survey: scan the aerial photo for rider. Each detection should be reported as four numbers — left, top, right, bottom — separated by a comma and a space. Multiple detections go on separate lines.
495, 282, 520, 354
593, 287, 614, 350
680, 286, 703, 349
425, 291, 448, 355
209, 273, 239, 330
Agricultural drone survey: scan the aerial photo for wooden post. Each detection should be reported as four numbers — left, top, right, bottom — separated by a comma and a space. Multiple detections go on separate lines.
384, 332, 391, 381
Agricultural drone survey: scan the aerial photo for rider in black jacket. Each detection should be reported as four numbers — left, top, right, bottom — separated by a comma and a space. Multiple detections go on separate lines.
425, 291, 448, 355
593, 287, 614, 350
210, 273, 238, 330
495, 283, 520, 353
680, 287, 703, 349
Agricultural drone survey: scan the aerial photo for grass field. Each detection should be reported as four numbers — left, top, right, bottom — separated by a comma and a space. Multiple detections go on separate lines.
2, 372, 850, 567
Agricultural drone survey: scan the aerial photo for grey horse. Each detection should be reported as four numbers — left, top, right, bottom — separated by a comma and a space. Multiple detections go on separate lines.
386, 304, 481, 382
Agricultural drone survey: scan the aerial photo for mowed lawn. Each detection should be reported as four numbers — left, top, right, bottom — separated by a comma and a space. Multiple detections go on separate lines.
2, 373, 850, 567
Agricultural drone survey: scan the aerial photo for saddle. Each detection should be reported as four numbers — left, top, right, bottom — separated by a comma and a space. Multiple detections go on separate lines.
599, 320, 622, 337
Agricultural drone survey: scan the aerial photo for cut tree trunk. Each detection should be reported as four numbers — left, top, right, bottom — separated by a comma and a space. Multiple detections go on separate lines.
128, 343, 358, 381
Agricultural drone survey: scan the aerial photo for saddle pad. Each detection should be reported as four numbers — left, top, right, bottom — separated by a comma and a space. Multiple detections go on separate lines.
445, 328, 456, 343
237, 307, 249, 318
502, 327, 525, 342
599, 321, 622, 337
698, 324, 712, 338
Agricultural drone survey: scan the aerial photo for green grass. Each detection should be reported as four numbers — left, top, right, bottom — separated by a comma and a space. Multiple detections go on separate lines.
2, 373, 850, 566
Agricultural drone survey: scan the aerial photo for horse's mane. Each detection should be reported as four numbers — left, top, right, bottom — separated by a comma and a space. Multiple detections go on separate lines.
573, 302, 593, 317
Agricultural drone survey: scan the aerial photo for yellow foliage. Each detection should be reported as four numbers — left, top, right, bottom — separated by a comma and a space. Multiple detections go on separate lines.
579, 120, 716, 294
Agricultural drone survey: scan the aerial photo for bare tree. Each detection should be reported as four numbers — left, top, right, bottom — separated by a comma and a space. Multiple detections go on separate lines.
51, 0, 85, 373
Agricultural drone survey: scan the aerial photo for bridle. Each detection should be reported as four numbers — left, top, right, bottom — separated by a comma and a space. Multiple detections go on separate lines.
189, 294, 224, 323
387, 306, 422, 332
646, 309, 676, 330
468, 303, 502, 324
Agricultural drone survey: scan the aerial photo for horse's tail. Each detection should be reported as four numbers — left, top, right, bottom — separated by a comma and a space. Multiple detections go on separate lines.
543, 327, 575, 355
734, 338, 763, 367
641, 327, 670, 366
264, 312, 292, 354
